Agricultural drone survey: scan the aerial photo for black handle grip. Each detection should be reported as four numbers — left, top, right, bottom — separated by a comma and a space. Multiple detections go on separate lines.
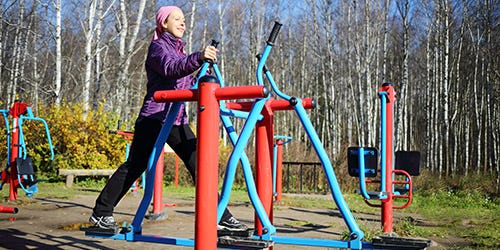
204, 39, 220, 64
267, 21, 282, 45
210, 39, 219, 48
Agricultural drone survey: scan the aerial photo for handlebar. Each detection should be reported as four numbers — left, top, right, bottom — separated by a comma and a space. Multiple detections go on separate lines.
210, 39, 219, 48
267, 21, 282, 45
195, 39, 220, 88
205, 39, 220, 64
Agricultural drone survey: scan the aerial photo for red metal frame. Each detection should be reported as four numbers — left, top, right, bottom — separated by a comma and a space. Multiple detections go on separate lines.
354, 84, 415, 233
361, 170, 413, 210
379, 84, 395, 233
154, 78, 268, 250
392, 170, 413, 209
5, 101, 30, 201
0, 205, 18, 214
254, 101, 275, 235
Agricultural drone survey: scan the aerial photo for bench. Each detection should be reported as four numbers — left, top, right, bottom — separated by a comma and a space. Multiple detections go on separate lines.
58, 169, 115, 188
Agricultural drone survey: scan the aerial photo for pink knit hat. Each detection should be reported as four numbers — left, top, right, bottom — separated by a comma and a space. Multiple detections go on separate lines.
153, 6, 181, 40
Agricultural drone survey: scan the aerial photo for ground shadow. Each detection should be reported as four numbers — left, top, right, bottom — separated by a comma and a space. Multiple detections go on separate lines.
35, 197, 135, 217
0, 228, 114, 250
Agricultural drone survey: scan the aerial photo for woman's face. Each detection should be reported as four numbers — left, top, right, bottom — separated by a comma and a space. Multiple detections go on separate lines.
162, 9, 185, 38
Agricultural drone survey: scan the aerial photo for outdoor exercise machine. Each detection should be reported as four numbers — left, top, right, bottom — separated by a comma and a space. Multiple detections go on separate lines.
347, 83, 422, 237
85, 35, 270, 248
0, 100, 54, 201
86, 22, 430, 249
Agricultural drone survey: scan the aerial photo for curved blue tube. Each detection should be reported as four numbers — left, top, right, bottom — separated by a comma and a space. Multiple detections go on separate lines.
379, 92, 388, 193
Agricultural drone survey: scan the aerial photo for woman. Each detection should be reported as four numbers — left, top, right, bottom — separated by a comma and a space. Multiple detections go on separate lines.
90, 6, 247, 232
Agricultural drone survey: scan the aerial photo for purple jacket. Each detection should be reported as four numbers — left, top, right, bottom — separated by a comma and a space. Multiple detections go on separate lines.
139, 32, 203, 125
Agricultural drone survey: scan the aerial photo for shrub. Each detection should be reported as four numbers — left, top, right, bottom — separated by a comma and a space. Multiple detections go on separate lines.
0, 102, 127, 180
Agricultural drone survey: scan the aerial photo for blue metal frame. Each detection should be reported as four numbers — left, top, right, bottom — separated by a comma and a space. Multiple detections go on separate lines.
18, 107, 55, 161
211, 63, 276, 238
0, 110, 11, 168
0, 110, 11, 191
256, 44, 364, 249
14, 107, 55, 197
379, 92, 388, 193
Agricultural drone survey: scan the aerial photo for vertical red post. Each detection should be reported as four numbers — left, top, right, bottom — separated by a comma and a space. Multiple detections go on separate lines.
380, 83, 396, 233
9, 117, 19, 201
8, 101, 29, 201
255, 104, 274, 235
152, 150, 164, 215
275, 139, 283, 201
174, 156, 179, 187
195, 77, 220, 250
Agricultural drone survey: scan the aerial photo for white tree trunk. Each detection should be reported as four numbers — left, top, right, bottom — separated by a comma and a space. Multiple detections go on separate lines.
116, 0, 146, 119
0, 0, 3, 96
83, 0, 97, 119
92, 0, 104, 110
442, 0, 451, 176
55, 0, 62, 106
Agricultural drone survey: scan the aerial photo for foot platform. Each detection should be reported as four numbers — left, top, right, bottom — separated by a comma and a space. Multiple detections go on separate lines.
81, 226, 130, 237
218, 228, 254, 238
218, 236, 274, 249
372, 236, 431, 250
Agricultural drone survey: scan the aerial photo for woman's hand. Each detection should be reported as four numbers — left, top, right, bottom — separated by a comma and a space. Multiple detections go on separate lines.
201, 46, 219, 61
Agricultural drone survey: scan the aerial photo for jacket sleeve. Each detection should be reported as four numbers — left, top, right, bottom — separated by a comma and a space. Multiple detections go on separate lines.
147, 42, 202, 79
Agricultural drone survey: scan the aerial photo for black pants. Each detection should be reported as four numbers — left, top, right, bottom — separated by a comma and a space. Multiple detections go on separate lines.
93, 117, 232, 221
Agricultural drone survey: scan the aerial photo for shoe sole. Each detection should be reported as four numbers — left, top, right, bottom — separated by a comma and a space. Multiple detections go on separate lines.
217, 225, 249, 232
89, 217, 118, 230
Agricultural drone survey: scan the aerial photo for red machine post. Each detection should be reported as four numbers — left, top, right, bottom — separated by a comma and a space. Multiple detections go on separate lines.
152, 150, 165, 215
9, 117, 19, 201
379, 83, 396, 233
255, 103, 275, 235
195, 80, 221, 250
8, 101, 29, 201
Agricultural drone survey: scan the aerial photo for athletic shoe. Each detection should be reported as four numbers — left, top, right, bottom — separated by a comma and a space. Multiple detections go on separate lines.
218, 216, 248, 231
89, 213, 118, 230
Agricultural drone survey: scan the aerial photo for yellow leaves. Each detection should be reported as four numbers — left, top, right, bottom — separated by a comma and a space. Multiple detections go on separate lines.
0, 101, 128, 178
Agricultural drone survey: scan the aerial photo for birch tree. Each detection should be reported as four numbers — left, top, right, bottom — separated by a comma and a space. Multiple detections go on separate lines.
0, 0, 4, 98
395, 0, 410, 151
115, 0, 146, 119
54, 0, 62, 106
7, 0, 24, 105
83, 0, 97, 118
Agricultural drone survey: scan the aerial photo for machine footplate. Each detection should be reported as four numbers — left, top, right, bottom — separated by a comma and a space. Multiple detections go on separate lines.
218, 228, 254, 237
218, 236, 274, 249
372, 236, 431, 249
81, 226, 130, 236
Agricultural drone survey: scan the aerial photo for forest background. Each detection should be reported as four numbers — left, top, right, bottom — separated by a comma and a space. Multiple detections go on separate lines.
0, 0, 498, 194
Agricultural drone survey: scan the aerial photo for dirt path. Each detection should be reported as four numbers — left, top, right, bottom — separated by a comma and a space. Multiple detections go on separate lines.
0, 193, 459, 249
